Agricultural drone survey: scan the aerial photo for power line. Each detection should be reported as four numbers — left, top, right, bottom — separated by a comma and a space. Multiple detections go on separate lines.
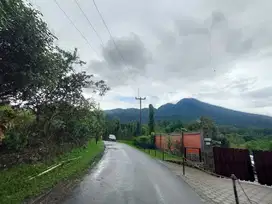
74, 0, 105, 48
73, 0, 124, 84
92, 0, 128, 67
52, 0, 99, 57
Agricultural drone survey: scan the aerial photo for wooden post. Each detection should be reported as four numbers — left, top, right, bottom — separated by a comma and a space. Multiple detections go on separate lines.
160, 133, 162, 149
181, 131, 184, 158
199, 148, 202, 162
181, 132, 185, 157
183, 156, 185, 175
231, 174, 239, 204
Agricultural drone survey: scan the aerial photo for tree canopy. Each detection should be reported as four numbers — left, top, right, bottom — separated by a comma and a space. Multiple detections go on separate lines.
0, 0, 110, 158
0, 0, 109, 107
148, 104, 155, 134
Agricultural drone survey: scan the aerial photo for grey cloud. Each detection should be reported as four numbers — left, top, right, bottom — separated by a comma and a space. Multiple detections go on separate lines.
102, 34, 151, 69
246, 86, 272, 98
242, 86, 272, 108
30, 0, 272, 113
223, 77, 257, 92
87, 2, 272, 90
88, 34, 151, 87
225, 30, 253, 54
154, 8, 272, 83
193, 91, 232, 100
148, 95, 160, 106
251, 100, 272, 108
176, 19, 208, 36
211, 11, 228, 29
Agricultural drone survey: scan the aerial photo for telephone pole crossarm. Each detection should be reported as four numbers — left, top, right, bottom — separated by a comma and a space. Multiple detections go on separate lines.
135, 96, 146, 135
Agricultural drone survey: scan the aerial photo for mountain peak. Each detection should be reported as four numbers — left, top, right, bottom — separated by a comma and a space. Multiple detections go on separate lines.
105, 98, 272, 128
177, 98, 199, 104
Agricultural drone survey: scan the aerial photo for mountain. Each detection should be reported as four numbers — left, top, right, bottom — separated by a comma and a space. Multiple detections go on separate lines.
105, 98, 272, 128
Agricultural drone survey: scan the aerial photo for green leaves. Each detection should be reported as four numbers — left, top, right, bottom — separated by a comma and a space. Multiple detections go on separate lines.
0, 0, 109, 152
148, 104, 155, 135
0, 0, 55, 103
0, 1, 109, 107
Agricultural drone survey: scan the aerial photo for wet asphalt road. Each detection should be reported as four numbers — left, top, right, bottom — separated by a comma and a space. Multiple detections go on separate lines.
62, 141, 204, 204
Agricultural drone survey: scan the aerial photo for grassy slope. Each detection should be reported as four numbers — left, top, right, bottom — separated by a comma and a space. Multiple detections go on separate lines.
0, 140, 104, 204
119, 140, 182, 161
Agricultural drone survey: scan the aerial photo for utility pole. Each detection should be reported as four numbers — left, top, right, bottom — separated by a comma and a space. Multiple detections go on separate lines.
135, 96, 146, 135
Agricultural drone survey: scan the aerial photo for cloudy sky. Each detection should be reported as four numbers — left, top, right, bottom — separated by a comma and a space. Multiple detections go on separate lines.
30, 0, 272, 115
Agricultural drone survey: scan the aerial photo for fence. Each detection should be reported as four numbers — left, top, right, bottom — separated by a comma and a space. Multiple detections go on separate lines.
155, 133, 182, 150
165, 157, 272, 204
140, 143, 272, 203
155, 137, 272, 186
202, 151, 214, 172
253, 150, 272, 186
213, 147, 255, 182
185, 147, 201, 162
155, 132, 202, 163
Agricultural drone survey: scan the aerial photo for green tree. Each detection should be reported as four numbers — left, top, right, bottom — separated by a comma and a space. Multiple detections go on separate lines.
165, 120, 184, 133
0, 0, 110, 152
0, 0, 55, 104
150, 132, 155, 146
148, 104, 155, 134
220, 137, 230, 148
188, 116, 217, 139
269, 141, 272, 151
0, 0, 109, 109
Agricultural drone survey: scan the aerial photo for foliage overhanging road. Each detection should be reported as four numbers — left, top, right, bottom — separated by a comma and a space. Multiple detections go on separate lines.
63, 141, 204, 204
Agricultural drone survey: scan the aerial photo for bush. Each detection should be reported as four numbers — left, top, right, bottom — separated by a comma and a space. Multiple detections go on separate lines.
133, 135, 155, 149
3, 129, 28, 150
1, 107, 35, 150
0, 105, 16, 125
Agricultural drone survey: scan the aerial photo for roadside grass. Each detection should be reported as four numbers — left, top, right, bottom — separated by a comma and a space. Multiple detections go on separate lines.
119, 140, 182, 162
118, 140, 135, 148
0, 140, 104, 204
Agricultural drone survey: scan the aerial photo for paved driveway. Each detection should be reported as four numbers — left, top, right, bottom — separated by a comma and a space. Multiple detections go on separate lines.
62, 141, 205, 204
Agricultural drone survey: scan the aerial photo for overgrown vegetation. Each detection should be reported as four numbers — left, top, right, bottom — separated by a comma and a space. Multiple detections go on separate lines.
0, 140, 104, 204
120, 140, 181, 161
0, 1, 109, 201
0, 0, 109, 168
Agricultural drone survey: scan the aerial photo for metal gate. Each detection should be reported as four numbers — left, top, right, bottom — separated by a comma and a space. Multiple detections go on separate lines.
213, 147, 254, 181
253, 150, 272, 186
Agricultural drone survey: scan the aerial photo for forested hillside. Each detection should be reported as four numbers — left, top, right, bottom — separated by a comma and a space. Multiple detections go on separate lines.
106, 98, 272, 128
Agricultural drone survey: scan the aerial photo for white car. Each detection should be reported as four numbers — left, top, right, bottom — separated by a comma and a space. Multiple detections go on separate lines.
109, 134, 116, 141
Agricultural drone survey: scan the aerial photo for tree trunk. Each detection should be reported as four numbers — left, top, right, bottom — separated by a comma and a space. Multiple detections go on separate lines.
95, 136, 98, 144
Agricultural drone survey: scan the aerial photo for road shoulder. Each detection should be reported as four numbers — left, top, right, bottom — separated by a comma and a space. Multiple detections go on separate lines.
23, 141, 105, 204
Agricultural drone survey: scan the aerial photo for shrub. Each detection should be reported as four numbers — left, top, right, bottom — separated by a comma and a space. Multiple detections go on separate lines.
2, 108, 35, 150
133, 135, 155, 149
150, 132, 155, 145
3, 129, 28, 150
